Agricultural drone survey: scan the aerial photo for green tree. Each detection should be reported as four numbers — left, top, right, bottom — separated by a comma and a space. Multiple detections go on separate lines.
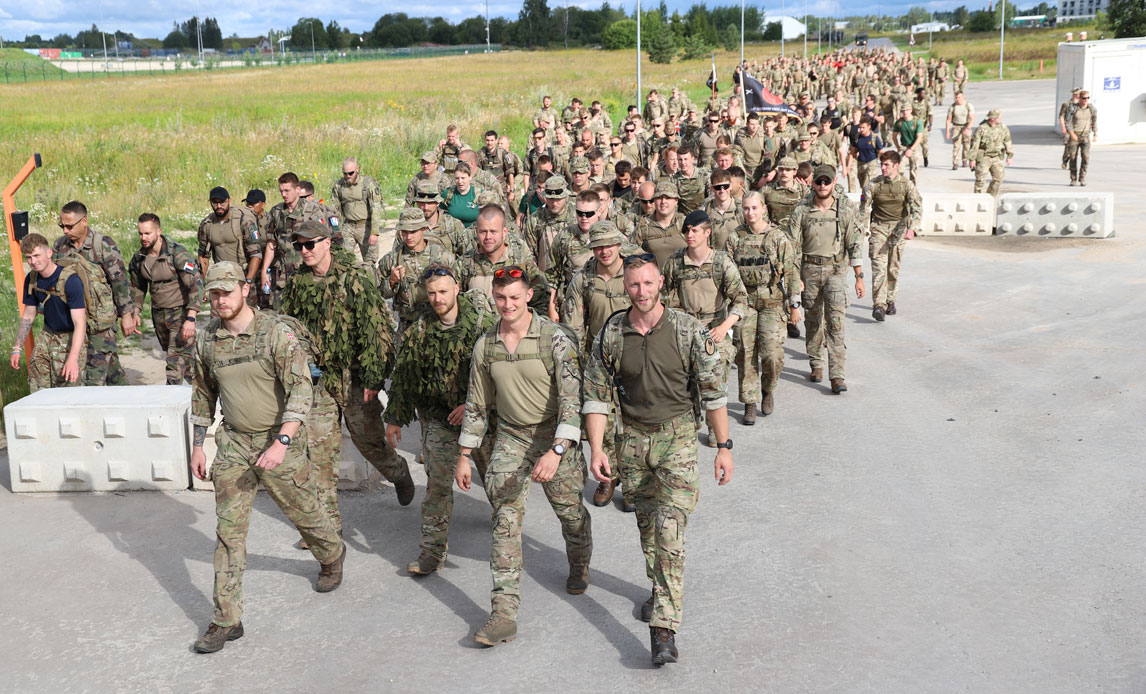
721, 22, 740, 51
602, 19, 638, 49
762, 21, 782, 40
202, 17, 223, 49
678, 33, 711, 61
965, 10, 995, 31
290, 18, 328, 50
518, 0, 551, 48
904, 7, 931, 27
1108, 0, 1146, 37
162, 23, 187, 50
647, 25, 677, 63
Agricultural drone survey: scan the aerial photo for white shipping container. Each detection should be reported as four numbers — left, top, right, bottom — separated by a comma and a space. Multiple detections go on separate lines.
1055, 37, 1146, 144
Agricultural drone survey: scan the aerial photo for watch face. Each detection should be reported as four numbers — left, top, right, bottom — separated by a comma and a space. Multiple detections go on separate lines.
553, 444, 566, 455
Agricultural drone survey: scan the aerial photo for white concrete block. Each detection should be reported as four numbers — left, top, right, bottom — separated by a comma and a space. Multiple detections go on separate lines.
919, 193, 995, 236
995, 192, 1114, 238
3, 385, 192, 492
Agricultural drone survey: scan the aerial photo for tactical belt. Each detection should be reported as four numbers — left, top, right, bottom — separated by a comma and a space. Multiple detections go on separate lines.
151, 278, 176, 285
953, 122, 967, 126
695, 308, 729, 328
803, 252, 846, 266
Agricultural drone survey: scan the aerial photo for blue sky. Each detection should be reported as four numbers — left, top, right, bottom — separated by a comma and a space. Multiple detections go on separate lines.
0, 0, 1003, 42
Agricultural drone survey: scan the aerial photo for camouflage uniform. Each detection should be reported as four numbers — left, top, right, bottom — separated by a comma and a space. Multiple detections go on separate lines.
947, 101, 975, 167
787, 194, 865, 380
762, 179, 809, 236
385, 293, 497, 563
197, 207, 261, 270
672, 167, 710, 216
632, 212, 687, 269
405, 169, 450, 207
330, 174, 385, 266
435, 139, 471, 176
27, 330, 86, 392
583, 307, 725, 632
522, 199, 575, 274
1066, 101, 1097, 184
728, 224, 800, 403
454, 244, 551, 316
53, 230, 132, 386
460, 312, 592, 620
378, 226, 458, 329
192, 310, 342, 628
911, 96, 933, 164
267, 197, 331, 309
128, 235, 204, 385
861, 175, 922, 311
968, 117, 1014, 196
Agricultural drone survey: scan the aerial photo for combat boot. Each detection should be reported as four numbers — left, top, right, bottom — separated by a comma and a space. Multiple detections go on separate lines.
566, 564, 590, 595
194, 622, 244, 654
762, 392, 774, 416
872, 306, 885, 322
406, 552, 444, 576
474, 614, 518, 647
316, 543, 346, 593
1062, 161, 1068, 169
924, 156, 929, 167
809, 368, 823, 383
639, 590, 655, 622
394, 467, 416, 507
830, 378, 848, 394
702, 427, 717, 448
1069, 179, 1077, 186
1080, 179, 1087, 187
886, 301, 897, 315
651, 627, 679, 665
592, 479, 616, 507
742, 403, 757, 426
787, 323, 801, 339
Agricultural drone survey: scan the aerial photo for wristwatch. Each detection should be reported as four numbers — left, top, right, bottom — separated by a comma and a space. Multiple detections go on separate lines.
855, 271, 865, 279
716, 439, 734, 450
276, 434, 292, 447
789, 301, 802, 310
551, 443, 567, 456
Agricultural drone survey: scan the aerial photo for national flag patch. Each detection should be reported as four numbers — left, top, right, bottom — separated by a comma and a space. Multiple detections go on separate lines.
182, 261, 196, 273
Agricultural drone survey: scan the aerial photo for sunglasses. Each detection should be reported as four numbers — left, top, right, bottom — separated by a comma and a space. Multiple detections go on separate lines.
625, 128, 636, 133
493, 266, 525, 280
575, 209, 597, 219
712, 183, 731, 191
292, 239, 320, 251
343, 170, 358, 176
610, 142, 622, 147
813, 178, 834, 186
623, 253, 657, 266
58, 216, 86, 231
639, 198, 655, 205
422, 266, 454, 280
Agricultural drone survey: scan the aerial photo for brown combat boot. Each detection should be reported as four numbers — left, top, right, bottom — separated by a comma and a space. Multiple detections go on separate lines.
393, 467, 416, 506
406, 551, 444, 576
316, 543, 346, 592
639, 591, 655, 622
872, 306, 885, 322
809, 368, 823, 383
742, 403, 757, 426
762, 392, 774, 416
651, 627, 679, 665
592, 479, 616, 507
566, 564, 589, 595
786, 322, 801, 339
474, 614, 518, 647
194, 621, 244, 654
830, 378, 848, 394
885, 301, 897, 316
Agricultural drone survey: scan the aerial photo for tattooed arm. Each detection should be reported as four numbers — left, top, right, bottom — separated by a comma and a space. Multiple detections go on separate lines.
9, 306, 36, 370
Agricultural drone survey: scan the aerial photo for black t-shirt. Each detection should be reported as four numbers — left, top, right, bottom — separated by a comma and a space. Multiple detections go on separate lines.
23, 265, 85, 333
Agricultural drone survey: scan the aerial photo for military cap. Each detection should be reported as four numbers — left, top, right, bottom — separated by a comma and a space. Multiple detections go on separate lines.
414, 179, 442, 202
421, 150, 438, 163
800, 91, 811, 98
543, 175, 570, 199
1071, 87, 1082, 94
205, 261, 246, 292
209, 186, 230, 201
797, 134, 812, 143
290, 219, 330, 240
569, 156, 591, 174
653, 180, 679, 199
682, 209, 710, 231
812, 164, 837, 182
777, 156, 798, 170
476, 190, 502, 207
587, 220, 625, 248
987, 108, 1001, 118
241, 189, 266, 204
397, 207, 429, 232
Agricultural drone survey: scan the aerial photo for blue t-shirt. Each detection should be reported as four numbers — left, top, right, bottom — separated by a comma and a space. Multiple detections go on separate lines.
854, 133, 883, 163
23, 265, 85, 333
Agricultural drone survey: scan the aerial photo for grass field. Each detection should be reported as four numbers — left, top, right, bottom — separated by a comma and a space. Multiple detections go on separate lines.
0, 48, 69, 83
892, 23, 1099, 81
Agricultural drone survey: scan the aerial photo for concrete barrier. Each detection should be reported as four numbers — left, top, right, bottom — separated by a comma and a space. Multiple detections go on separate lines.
919, 193, 995, 236
995, 192, 1114, 238
4, 385, 191, 492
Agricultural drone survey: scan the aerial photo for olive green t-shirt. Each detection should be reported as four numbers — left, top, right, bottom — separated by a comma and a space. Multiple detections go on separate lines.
617, 310, 692, 424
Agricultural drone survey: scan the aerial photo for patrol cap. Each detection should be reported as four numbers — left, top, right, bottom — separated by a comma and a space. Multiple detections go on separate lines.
569, 157, 591, 174
987, 108, 1001, 118
812, 164, 837, 182
587, 220, 625, 248
800, 90, 811, 98
777, 156, 798, 170
414, 179, 442, 202
209, 186, 230, 201
1071, 87, 1082, 94
653, 180, 679, 199
290, 220, 330, 240
421, 150, 438, 163
241, 189, 266, 204
682, 209, 710, 231
797, 134, 812, 143
476, 189, 502, 207
397, 207, 429, 232
205, 261, 246, 292
543, 175, 570, 199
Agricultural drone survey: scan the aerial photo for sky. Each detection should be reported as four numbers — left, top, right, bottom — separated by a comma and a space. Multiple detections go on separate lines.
0, 0, 1004, 42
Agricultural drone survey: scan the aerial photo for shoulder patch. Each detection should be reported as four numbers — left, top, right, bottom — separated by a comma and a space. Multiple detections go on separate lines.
182, 261, 196, 273
704, 337, 716, 355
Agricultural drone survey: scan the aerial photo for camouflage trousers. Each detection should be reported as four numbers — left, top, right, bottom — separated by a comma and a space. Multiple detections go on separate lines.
306, 384, 342, 535
735, 298, 787, 403
151, 307, 194, 385
857, 159, 879, 191
802, 261, 850, 380
331, 371, 412, 486
83, 326, 127, 386
484, 419, 592, 620
210, 425, 342, 627
28, 329, 86, 392
951, 126, 972, 166
617, 413, 699, 633
901, 145, 922, 184
869, 220, 907, 310
919, 127, 930, 161
847, 162, 859, 194
343, 220, 380, 271
934, 80, 946, 104
420, 418, 492, 562
1067, 135, 1090, 182
973, 156, 1006, 196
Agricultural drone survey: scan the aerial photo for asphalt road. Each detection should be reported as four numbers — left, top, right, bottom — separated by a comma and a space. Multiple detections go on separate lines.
1, 78, 1143, 693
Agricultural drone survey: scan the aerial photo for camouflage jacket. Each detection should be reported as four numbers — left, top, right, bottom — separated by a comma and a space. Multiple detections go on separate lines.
704, 197, 745, 252
661, 248, 749, 326
561, 258, 631, 354
128, 235, 204, 312
478, 145, 510, 186
454, 243, 551, 316
582, 307, 727, 419
547, 226, 642, 307
969, 121, 1014, 160
378, 242, 458, 323
53, 229, 133, 317
405, 171, 450, 207
522, 203, 575, 272
268, 198, 331, 283
330, 175, 384, 234
861, 174, 922, 232
787, 194, 865, 267
673, 167, 710, 214
197, 207, 261, 266
728, 225, 801, 306
762, 180, 810, 230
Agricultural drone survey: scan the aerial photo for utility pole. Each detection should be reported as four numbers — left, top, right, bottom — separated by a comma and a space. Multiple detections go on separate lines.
999, 0, 1005, 79
637, 0, 642, 107
781, 0, 785, 57
803, 0, 808, 57
310, 20, 315, 59
818, 17, 821, 54
485, 0, 491, 52
99, 1, 108, 70
740, 0, 745, 68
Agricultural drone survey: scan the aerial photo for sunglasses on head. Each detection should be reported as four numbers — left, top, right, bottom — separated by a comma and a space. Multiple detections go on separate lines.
422, 266, 454, 280
493, 266, 525, 280
292, 239, 320, 251
623, 253, 657, 266
58, 216, 86, 231
712, 183, 731, 191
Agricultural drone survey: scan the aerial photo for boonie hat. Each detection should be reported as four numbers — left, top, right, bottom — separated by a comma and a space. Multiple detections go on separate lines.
587, 221, 625, 248
543, 175, 570, 198
205, 261, 246, 292
414, 180, 442, 202
397, 207, 429, 232
987, 109, 1001, 119
290, 220, 330, 240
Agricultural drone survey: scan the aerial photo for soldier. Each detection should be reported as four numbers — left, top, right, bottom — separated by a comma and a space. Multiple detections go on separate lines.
1066, 91, 1097, 187
197, 187, 261, 289
952, 59, 968, 95
561, 96, 583, 126
456, 266, 593, 647
261, 172, 331, 310
693, 112, 725, 165
379, 208, 458, 330
733, 112, 767, 182
456, 205, 552, 316
53, 200, 135, 386
582, 254, 734, 666
968, 109, 1014, 196
522, 175, 575, 275
632, 180, 687, 269
849, 117, 884, 191
190, 262, 344, 654
405, 151, 450, 207
892, 104, 925, 184
787, 165, 866, 394
435, 124, 469, 176
945, 91, 975, 170
440, 162, 481, 229
478, 131, 512, 199
409, 179, 472, 257
703, 168, 744, 251
910, 87, 933, 168
532, 95, 559, 132
762, 156, 808, 232
567, 156, 592, 195
128, 213, 202, 385
934, 59, 950, 105
661, 210, 748, 446
861, 151, 921, 322
11, 233, 87, 391
280, 221, 417, 508
329, 157, 384, 267
642, 89, 668, 126
385, 265, 496, 575
672, 145, 709, 216
1058, 88, 1082, 170
545, 190, 602, 302
730, 193, 801, 422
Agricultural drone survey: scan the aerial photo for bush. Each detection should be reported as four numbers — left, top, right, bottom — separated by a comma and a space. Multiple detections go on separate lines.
679, 34, 712, 61
647, 30, 677, 64
602, 19, 638, 49
721, 23, 740, 52
763, 21, 782, 41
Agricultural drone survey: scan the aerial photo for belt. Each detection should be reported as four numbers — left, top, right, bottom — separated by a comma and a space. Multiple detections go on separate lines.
953, 122, 967, 126
151, 278, 177, 285
803, 252, 846, 266
694, 308, 729, 328
621, 412, 695, 433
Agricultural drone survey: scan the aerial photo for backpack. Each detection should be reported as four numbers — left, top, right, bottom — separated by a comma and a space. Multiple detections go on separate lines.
482, 315, 580, 376
36, 255, 118, 334
196, 312, 322, 386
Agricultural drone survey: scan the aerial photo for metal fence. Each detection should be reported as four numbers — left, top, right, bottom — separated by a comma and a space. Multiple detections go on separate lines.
0, 44, 501, 84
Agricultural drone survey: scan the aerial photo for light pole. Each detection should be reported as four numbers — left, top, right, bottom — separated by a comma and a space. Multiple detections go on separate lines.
803, 0, 808, 57
637, 0, 642, 109
781, 0, 785, 57
740, 0, 745, 68
485, 0, 491, 52
999, 0, 1005, 79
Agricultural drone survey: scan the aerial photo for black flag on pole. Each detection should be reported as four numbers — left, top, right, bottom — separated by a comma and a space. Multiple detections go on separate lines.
706, 56, 717, 91
742, 73, 802, 120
